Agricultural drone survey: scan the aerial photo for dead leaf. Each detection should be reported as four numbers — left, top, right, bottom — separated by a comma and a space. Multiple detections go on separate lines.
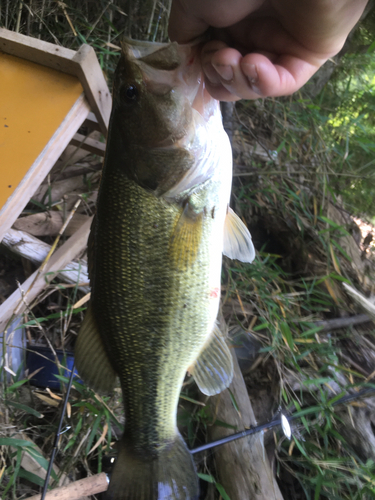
27, 366, 45, 381
73, 292, 91, 309
88, 423, 108, 455
324, 279, 340, 306
329, 243, 341, 275
288, 440, 295, 456
46, 387, 62, 400
34, 393, 60, 407
31, 175, 99, 210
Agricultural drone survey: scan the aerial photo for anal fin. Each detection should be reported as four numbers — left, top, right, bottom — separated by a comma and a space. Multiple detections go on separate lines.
75, 304, 117, 394
190, 324, 233, 396
223, 206, 255, 263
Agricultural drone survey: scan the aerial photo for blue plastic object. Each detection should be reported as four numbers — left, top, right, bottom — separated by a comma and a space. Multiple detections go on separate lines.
27, 345, 80, 389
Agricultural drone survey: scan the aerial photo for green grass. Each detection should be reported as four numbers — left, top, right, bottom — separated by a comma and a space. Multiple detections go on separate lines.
226, 88, 375, 497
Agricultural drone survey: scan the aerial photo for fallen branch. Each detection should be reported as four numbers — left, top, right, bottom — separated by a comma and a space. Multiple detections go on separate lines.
314, 313, 372, 331
26, 472, 108, 500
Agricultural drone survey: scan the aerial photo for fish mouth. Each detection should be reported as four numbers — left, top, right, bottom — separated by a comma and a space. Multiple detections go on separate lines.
123, 37, 218, 126
123, 37, 200, 87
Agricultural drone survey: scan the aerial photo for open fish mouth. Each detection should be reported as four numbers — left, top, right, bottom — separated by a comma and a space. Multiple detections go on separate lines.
122, 37, 218, 129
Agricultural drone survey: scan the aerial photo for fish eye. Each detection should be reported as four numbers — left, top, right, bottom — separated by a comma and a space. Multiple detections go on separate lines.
121, 84, 138, 102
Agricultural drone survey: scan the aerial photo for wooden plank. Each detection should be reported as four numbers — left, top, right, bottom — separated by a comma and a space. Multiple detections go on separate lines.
71, 132, 106, 156
71, 44, 111, 136
0, 93, 91, 242
0, 28, 77, 73
0, 217, 93, 333
2, 228, 89, 293
0, 28, 111, 135
0, 52, 84, 211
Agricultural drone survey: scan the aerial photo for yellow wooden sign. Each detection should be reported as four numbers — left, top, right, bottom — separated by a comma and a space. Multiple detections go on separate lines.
0, 52, 83, 211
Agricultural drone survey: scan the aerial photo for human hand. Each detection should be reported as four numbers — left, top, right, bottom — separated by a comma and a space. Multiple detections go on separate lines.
169, 0, 369, 101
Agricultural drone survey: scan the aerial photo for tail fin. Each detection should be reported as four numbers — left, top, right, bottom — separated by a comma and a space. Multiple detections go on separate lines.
106, 433, 199, 500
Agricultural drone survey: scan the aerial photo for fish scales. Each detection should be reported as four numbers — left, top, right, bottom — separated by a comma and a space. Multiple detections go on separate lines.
75, 38, 255, 500
94, 174, 214, 446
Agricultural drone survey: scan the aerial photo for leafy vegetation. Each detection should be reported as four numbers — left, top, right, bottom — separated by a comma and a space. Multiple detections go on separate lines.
1, 1, 375, 499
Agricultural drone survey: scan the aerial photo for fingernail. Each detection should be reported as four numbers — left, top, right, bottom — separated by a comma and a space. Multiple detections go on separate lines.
212, 63, 234, 82
243, 63, 258, 84
203, 66, 221, 87
250, 85, 262, 96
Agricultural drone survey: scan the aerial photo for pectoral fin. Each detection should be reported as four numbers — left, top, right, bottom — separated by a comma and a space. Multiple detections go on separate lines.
75, 304, 117, 394
190, 324, 233, 396
169, 202, 203, 270
223, 207, 255, 263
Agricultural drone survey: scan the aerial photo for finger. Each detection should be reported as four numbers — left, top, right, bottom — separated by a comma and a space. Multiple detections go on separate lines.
202, 43, 263, 101
240, 52, 320, 97
201, 42, 322, 100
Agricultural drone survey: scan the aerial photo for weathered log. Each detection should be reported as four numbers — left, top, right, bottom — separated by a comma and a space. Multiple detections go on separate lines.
26, 472, 108, 500
206, 352, 284, 500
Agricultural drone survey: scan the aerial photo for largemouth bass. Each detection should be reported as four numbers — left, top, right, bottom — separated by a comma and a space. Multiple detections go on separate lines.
75, 38, 255, 500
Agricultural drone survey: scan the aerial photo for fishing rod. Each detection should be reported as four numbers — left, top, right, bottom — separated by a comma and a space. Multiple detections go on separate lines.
190, 386, 375, 454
